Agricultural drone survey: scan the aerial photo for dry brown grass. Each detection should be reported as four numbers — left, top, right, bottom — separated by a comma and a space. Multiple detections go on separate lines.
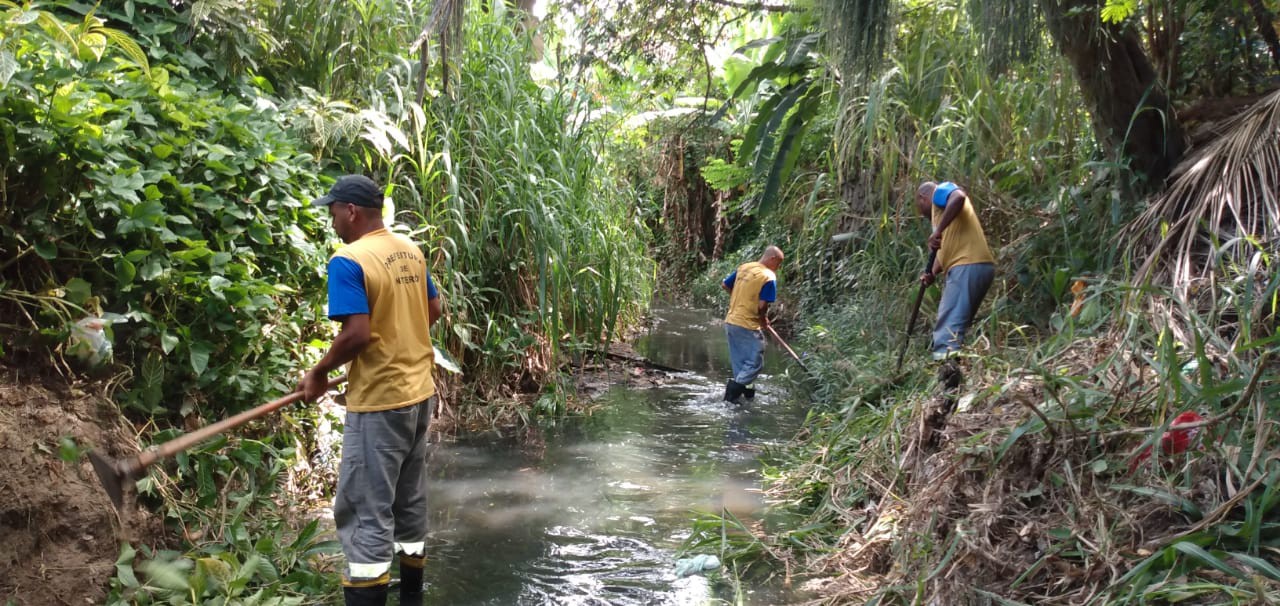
765, 334, 1279, 605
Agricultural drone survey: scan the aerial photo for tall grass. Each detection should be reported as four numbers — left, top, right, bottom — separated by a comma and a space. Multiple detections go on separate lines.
285, 7, 655, 398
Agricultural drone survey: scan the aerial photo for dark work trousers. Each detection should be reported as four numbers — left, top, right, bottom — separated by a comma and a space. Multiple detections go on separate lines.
335, 395, 436, 585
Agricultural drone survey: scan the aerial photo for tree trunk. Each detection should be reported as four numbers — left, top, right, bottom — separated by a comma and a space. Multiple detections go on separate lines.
1039, 0, 1187, 187
1245, 0, 1280, 69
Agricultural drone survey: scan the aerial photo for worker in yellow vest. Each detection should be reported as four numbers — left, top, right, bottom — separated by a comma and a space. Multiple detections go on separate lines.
915, 181, 995, 389
720, 246, 784, 404
300, 175, 443, 606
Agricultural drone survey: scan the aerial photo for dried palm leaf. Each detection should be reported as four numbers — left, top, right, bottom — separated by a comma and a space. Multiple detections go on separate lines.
1126, 88, 1280, 347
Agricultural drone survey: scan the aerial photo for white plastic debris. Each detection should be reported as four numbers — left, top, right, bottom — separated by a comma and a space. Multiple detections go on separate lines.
68, 317, 112, 366
674, 554, 720, 577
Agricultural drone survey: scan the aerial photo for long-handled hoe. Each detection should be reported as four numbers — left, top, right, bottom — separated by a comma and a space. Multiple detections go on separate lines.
89, 375, 346, 510
765, 325, 811, 374
894, 249, 937, 374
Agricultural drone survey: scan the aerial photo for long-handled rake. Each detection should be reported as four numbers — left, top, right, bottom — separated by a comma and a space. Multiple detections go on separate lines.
89, 375, 346, 510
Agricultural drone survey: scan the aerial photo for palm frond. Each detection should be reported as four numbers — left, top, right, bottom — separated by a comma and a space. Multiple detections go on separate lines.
1127, 89, 1280, 344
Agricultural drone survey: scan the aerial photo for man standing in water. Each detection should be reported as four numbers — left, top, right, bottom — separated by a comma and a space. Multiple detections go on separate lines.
299, 175, 444, 606
915, 181, 995, 388
721, 246, 784, 404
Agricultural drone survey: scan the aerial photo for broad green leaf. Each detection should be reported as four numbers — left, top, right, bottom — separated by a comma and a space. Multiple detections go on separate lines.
248, 224, 273, 245
732, 36, 783, 55
34, 240, 57, 260
139, 259, 165, 281
161, 332, 178, 354
433, 346, 462, 374
758, 84, 821, 215
139, 558, 190, 590
64, 278, 92, 304
208, 275, 231, 298
152, 143, 173, 159
736, 91, 788, 167
101, 27, 150, 76
190, 342, 212, 375
78, 32, 108, 61
114, 258, 136, 285
115, 543, 139, 588
751, 80, 812, 180
0, 50, 16, 89
11, 10, 41, 25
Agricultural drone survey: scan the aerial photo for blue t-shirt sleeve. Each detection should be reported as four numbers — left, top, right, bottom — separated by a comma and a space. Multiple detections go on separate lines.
723, 270, 738, 289
759, 280, 777, 302
327, 257, 369, 319
933, 182, 959, 208
426, 274, 439, 299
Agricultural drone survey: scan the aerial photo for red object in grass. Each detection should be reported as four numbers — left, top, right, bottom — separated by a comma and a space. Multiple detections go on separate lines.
1129, 411, 1205, 472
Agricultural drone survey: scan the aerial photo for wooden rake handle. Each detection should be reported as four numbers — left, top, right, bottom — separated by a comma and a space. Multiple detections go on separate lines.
133, 375, 346, 471
895, 249, 938, 373
765, 325, 809, 372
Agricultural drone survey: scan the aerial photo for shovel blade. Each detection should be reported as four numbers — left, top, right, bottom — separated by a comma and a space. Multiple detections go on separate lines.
88, 450, 127, 511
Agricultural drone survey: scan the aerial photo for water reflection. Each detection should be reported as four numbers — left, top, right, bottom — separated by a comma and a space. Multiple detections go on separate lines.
421, 307, 803, 605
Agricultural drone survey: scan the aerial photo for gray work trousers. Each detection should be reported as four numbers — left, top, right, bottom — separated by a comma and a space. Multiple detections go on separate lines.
335, 395, 436, 584
932, 263, 995, 359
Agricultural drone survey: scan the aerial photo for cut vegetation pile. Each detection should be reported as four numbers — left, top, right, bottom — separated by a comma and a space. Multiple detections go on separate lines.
771, 333, 1280, 604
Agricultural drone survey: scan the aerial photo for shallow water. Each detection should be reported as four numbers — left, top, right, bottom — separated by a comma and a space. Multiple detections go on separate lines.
421, 307, 806, 605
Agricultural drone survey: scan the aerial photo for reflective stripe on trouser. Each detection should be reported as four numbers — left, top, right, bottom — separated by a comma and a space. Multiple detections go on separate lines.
725, 323, 765, 385
336, 395, 436, 585
931, 262, 995, 359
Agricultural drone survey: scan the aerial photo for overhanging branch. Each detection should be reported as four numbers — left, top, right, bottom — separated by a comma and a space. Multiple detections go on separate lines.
706, 0, 794, 13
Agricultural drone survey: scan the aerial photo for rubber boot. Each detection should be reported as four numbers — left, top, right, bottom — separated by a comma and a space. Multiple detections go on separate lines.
399, 554, 425, 606
343, 584, 388, 606
723, 379, 744, 404
743, 386, 756, 399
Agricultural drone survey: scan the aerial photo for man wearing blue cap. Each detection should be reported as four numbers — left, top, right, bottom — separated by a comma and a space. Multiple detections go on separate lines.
915, 180, 995, 389
299, 175, 443, 606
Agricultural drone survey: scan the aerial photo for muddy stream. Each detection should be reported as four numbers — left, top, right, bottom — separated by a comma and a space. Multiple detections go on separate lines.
417, 306, 807, 605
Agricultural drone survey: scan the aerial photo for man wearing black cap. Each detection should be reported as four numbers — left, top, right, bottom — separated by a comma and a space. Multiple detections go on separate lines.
298, 175, 443, 606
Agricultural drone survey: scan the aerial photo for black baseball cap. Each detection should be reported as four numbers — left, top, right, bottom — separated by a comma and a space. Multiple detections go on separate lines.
312, 174, 383, 208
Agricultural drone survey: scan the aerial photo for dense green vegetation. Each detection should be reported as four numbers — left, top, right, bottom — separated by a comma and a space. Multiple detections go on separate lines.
1, 0, 650, 602
639, 0, 1280, 603
2, 0, 1278, 603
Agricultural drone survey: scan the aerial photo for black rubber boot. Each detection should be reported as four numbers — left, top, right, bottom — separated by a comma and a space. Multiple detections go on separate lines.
343, 584, 388, 606
399, 554, 425, 606
723, 379, 745, 403
743, 386, 756, 399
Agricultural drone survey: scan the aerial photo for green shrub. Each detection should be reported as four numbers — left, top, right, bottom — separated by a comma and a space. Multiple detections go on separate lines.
0, 4, 330, 416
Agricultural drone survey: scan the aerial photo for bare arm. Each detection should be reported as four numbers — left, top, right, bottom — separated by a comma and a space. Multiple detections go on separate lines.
921, 253, 945, 286
299, 314, 371, 401
429, 295, 444, 326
